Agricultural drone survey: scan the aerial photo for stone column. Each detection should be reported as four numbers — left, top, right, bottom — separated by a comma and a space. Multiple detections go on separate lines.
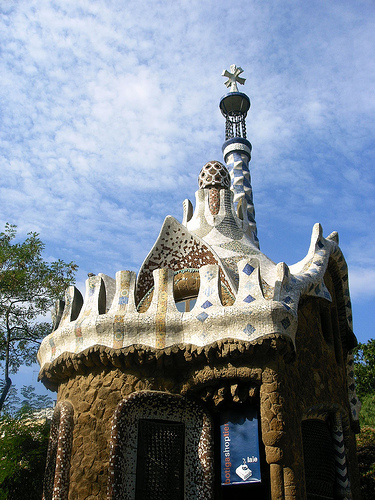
260, 368, 306, 500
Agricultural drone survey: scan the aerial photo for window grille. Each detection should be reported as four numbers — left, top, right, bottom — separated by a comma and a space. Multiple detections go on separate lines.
302, 419, 335, 500
135, 419, 185, 500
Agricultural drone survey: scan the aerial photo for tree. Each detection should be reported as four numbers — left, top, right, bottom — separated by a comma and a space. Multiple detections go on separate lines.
0, 223, 77, 411
353, 339, 375, 499
357, 427, 375, 500
0, 383, 20, 416
0, 383, 54, 418
0, 411, 51, 499
353, 338, 375, 399
0, 385, 54, 499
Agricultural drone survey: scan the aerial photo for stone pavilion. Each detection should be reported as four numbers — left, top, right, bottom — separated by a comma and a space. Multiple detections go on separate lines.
38, 66, 361, 500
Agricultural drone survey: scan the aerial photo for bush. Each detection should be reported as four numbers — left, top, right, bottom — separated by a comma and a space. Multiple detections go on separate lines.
359, 393, 375, 428
0, 414, 50, 500
357, 425, 375, 500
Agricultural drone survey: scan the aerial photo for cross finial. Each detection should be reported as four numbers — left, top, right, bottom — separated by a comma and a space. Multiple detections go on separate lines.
222, 64, 246, 92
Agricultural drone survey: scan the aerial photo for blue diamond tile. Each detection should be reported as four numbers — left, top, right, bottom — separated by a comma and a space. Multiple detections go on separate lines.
204, 271, 214, 281
281, 317, 291, 330
201, 300, 213, 309
204, 287, 214, 296
315, 285, 320, 295
283, 296, 292, 304
282, 303, 291, 311
313, 260, 323, 267
243, 294, 255, 303
196, 312, 208, 322
233, 153, 243, 162
243, 324, 256, 335
233, 169, 243, 177
243, 263, 255, 276
119, 296, 129, 305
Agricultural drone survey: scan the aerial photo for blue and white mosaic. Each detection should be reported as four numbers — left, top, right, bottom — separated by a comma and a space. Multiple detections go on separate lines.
38, 222, 353, 370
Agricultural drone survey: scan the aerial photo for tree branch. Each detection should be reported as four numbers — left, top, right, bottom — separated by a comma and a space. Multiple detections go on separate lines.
0, 376, 11, 413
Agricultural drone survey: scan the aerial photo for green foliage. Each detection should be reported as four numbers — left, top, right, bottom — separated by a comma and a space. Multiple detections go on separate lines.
0, 413, 50, 500
353, 339, 375, 399
359, 393, 375, 428
0, 384, 20, 416
18, 385, 54, 414
0, 383, 54, 417
0, 223, 77, 410
357, 426, 375, 500
354, 339, 375, 498
0, 385, 53, 498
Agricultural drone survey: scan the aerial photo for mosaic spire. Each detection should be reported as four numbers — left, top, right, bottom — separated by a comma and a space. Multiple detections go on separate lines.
220, 65, 259, 248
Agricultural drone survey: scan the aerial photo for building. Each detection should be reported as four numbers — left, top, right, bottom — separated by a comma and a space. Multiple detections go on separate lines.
38, 66, 361, 499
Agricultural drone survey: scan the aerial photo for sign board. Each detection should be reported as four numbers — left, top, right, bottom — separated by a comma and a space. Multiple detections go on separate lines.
220, 407, 261, 485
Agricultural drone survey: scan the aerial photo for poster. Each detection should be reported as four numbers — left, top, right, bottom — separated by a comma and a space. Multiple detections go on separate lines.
220, 407, 261, 485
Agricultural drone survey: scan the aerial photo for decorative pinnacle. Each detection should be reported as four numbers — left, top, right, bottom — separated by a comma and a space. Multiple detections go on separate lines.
222, 64, 246, 92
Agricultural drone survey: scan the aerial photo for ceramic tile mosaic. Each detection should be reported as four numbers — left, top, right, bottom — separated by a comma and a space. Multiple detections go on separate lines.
136, 215, 234, 302
38, 223, 355, 377
38, 158, 356, 430
42, 401, 74, 500
347, 354, 361, 421
55, 286, 83, 330
225, 150, 258, 246
155, 269, 169, 348
107, 391, 214, 500
74, 275, 105, 351
208, 188, 220, 215
332, 413, 351, 497
198, 160, 230, 190
138, 268, 235, 312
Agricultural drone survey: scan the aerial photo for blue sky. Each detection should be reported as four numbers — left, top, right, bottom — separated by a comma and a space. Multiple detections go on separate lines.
1, 0, 374, 396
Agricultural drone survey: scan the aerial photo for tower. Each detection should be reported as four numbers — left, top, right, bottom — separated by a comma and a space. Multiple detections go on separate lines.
220, 64, 258, 247
38, 67, 361, 500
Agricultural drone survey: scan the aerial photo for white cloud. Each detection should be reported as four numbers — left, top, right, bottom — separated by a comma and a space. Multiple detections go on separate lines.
0, 0, 374, 302
349, 267, 375, 300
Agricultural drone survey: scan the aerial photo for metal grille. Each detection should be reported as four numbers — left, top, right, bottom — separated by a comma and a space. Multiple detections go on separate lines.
302, 420, 336, 500
225, 114, 247, 140
135, 419, 185, 500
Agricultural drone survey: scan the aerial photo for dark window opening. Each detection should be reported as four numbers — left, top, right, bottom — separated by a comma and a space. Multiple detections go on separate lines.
302, 419, 336, 500
135, 419, 185, 500
320, 303, 334, 345
330, 306, 344, 364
